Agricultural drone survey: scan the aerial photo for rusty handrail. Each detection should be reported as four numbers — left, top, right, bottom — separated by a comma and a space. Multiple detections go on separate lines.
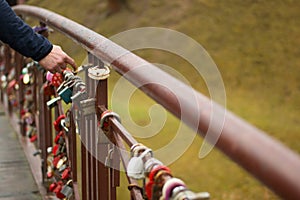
13, 5, 300, 199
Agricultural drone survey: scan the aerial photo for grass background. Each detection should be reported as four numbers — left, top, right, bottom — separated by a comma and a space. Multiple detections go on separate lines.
24, 0, 300, 199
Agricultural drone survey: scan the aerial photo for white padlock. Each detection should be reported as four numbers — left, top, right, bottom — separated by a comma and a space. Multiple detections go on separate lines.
88, 65, 110, 80
127, 148, 152, 179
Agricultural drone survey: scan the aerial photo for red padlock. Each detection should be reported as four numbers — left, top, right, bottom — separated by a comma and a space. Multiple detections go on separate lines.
52, 144, 59, 155
146, 165, 171, 200
61, 167, 71, 180
52, 154, 62, 168
53, 115, 65, 132
47, 170, 53, 179
49, 182, 57, 192
30, 134, 37, 142
54, 131, 64, 144
53, 181, 65, 199
52, 73, 63, 88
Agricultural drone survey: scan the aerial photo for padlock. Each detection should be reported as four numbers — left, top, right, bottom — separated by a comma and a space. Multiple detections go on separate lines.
79, 98, 96, 116
22, 73, 31, 85
127, 148, 152, 179
53, 181, 65, 199
47, 165, 54, 178
1, 74, 7, 88
54, 131, 64, 144
71, 88, 88, 106
99, 110, 121, 129
53, 115, 66, 132
58, 85, 73, 104
130, 144, 149, 158
49, 182, 57, 192
88, 65, 110, 80
29, 134, 37, 142
58, 164, 67, 173
61, 167, 71, 180
144, 157, 163, 175
53, 143, 65, 157
52, 144, 60, 156
50, 72, 63, 88
127, 157, 144, 180
161, 178, 186, 200
146, 165, 171, 200
161, 178, 210, 200
61, 180, 73, 199
73, 79, 86, 92
56, 156, 67, 169
52, 155, 62, 168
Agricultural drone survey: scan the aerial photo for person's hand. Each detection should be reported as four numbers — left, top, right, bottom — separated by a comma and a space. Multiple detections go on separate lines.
38, 45, 77, 73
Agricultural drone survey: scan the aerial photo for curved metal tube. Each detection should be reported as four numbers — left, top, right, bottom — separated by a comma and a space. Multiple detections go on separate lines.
13, 5, 300, 199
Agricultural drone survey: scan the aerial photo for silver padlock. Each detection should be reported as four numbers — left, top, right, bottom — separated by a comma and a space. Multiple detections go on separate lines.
61, 180, 73, 199
71, 89, 88, 105
79, 98, 96, 116
144, 157, 163, 174
127, 148, 152, 179
162, 178, 210, 200
58, 164, 67, 173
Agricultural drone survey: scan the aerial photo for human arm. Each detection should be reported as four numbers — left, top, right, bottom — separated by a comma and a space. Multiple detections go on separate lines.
0, 0, 76, 72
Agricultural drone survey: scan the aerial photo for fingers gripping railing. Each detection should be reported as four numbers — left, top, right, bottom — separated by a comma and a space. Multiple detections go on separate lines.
0, 4, 297, 200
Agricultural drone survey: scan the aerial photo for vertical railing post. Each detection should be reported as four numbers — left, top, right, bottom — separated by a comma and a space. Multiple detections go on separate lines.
80, 102, 88, 200
15, 52, 26, 136
35, 69, 45, 181
68, 109, 80, 199
40, 76, 53, 182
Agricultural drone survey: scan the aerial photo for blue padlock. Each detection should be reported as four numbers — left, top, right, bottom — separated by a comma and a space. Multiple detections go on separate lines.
58, 86, 73, 104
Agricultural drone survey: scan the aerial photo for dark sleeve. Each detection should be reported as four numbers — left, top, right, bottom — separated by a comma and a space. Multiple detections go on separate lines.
0, 0, 53, 61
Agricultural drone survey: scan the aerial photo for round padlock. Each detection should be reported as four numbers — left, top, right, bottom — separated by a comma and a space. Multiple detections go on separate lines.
88, 65, 110, 80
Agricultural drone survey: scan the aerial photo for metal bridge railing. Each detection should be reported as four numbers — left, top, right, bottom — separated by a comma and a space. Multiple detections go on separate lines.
0, 4, 299, 200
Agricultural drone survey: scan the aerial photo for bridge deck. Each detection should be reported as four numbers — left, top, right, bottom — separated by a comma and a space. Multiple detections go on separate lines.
0, 105, 41, 200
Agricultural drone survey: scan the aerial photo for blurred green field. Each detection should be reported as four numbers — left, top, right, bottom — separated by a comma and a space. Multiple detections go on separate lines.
25, 0, 300, 199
